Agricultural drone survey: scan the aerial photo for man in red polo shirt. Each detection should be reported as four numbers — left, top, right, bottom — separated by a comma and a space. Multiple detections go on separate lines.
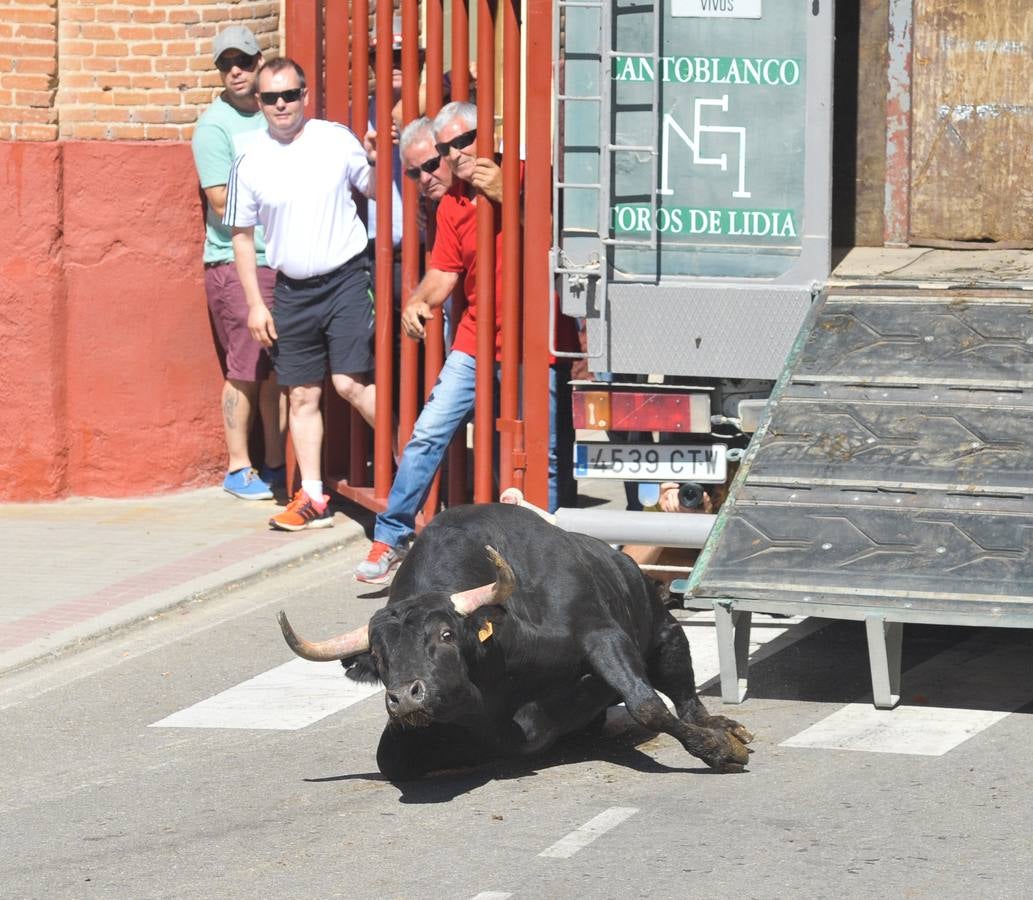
355, 101, 578, 583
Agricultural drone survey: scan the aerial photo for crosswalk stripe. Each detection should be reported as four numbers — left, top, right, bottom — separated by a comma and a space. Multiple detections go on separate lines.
539, 807, 638, 859
149, 658, 381, 731
781, 632, 1033, 756
681, 611, 809, 688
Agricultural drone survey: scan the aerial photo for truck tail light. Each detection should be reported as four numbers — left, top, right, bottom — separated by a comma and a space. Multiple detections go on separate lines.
572, 390, 711, 433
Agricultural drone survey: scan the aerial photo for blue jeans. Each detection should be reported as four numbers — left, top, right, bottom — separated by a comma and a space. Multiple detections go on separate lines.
374, 352, 573, 548
375, 350, 479, 548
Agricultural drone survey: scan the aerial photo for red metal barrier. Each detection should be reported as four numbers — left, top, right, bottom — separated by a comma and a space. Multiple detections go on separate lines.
290, 0, 556, 521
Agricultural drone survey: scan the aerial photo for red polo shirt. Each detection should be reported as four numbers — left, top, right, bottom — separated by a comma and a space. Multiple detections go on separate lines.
429, 179, 579, 361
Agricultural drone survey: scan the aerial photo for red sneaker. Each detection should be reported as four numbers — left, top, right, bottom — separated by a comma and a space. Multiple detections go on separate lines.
354, 540, 406, 583
269, 490, 333, 532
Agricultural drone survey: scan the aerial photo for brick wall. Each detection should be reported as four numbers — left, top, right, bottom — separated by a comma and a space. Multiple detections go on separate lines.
1, 0, 281, 143
1, 0, 59, 140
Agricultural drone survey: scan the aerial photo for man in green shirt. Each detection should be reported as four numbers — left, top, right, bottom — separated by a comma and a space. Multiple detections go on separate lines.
191, 25, 285, 500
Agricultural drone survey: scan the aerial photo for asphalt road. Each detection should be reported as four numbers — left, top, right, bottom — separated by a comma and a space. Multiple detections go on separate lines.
2, 540, 1031, 899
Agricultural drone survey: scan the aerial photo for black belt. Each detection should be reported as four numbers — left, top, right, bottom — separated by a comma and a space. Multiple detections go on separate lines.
204, 260, 231, 269
276, 255, 365, 290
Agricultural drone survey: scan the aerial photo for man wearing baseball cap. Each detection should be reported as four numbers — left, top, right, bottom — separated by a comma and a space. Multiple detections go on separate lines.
191, 25, 286, 501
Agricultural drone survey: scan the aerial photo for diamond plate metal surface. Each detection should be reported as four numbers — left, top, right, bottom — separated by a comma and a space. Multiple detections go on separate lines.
603, 284, 813, 378
690, 290, 1033, 620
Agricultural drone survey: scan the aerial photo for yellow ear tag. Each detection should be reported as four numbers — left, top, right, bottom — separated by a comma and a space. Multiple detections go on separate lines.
478, 621, 494, 643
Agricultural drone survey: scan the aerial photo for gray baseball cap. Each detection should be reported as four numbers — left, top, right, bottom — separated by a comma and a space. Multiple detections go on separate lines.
212, 25, 260, 63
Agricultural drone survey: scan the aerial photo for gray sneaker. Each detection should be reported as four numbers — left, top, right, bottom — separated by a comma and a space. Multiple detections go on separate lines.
355, 541, 406, 584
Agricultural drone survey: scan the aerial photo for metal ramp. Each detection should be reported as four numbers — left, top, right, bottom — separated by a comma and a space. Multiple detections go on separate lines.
687, 288, 1033, 708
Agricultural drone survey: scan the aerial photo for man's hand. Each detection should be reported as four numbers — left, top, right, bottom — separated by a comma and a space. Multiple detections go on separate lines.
363, 127, 379, 165
401, 300, 433, 340
470, 158, 502, 203
248, 303, 277, 348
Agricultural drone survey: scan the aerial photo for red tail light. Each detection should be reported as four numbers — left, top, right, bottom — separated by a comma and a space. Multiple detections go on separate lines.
572, 389, 711, 433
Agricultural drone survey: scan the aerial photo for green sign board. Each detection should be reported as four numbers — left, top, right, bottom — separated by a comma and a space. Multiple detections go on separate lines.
608, 1, 809, 278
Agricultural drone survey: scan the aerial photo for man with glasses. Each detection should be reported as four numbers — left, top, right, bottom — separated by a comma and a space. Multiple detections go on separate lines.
226, 57, 379, 531
191, 25, 285, 501
355, 102, 579, 581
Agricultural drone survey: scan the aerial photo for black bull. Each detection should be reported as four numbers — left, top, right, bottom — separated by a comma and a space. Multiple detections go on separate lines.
279, 503, 752, 779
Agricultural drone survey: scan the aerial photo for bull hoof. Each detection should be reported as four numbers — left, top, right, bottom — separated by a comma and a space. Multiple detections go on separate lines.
702, 714, 754, 746
703, 730, 752, 773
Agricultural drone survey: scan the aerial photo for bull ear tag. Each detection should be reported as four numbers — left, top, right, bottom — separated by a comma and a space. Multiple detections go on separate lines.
478, 620, 494, 643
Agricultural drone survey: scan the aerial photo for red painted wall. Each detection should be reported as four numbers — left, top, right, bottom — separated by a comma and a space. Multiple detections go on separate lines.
2, 141, 225, 501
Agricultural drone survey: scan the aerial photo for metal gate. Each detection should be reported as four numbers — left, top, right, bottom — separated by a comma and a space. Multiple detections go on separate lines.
286, 0, 558, 517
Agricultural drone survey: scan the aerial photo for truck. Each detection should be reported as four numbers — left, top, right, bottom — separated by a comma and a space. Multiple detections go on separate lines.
551, 0, 834, 554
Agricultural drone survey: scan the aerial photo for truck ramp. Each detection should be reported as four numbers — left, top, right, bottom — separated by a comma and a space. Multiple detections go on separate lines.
687, 288, 1033, 708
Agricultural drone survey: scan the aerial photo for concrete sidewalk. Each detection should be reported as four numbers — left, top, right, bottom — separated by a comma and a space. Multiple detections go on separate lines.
0, 489, 371, 676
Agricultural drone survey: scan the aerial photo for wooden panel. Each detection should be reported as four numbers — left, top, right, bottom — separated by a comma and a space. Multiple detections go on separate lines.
855, 0, 889, 246
910, 1, 1033, 243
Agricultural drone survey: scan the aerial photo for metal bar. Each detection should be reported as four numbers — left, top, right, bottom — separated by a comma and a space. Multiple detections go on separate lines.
398, 0, 422, 449
499, 0, 523, 497
324, 0, 349, 124
713, 605, 751, 704
320, 0, 350, 492
473, 0, 497, 504
350, 0, 369, 136
552, 507, 715, 547
421, 0, 446, 521
372, 0, 396, 499
285, 0, 322, 117
451, 0, 471, 101
866, 616, 903, 709
521, 0, 555, 510
347, 0, 371, 489
425, 0, 444, 116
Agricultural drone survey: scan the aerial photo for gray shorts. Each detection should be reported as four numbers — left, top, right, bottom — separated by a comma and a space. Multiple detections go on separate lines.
272, 255, 374, 386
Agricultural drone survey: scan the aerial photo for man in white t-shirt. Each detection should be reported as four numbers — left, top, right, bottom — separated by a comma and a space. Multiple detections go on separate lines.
191, 25, 286, 501
227, 57, 377, 532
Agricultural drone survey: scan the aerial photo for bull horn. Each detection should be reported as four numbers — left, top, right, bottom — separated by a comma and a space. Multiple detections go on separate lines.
450, 545, 516, 615
278, 610, 370, 661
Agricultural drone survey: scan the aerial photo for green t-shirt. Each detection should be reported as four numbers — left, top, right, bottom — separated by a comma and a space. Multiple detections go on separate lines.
191, 95, 269, 265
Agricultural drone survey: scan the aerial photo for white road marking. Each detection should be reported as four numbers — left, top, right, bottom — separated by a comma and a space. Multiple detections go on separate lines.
782, 632, 1033, 756
681, 611, 811, 688
471, 893, 513, 900
149, 658, 381, 731
539, 807, 638, 859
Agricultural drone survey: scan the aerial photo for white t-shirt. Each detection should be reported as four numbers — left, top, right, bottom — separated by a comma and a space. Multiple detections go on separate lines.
224, 118, 372, 280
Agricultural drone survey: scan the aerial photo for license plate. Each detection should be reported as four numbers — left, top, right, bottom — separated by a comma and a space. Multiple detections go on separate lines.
574, 443, 727, 482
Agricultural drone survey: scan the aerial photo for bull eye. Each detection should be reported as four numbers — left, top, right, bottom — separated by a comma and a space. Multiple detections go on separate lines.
440, 627, 454, 642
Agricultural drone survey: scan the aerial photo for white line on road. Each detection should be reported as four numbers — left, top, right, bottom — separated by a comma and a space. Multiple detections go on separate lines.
471, 893, 513, 899
539, 807, 638, 859
149, 658, 381, 730
681, 611, 812, 688
782, 632, 1033, 756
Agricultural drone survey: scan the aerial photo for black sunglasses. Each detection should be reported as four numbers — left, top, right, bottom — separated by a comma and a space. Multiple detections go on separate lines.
404, 154, 443, 180
435, 128, 477, 157
216, 52, 260, 73
258, 88, 304, 105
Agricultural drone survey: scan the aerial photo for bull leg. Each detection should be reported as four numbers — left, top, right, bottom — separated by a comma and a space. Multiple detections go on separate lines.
583, 630, 750, 772
511, 675, 619, 756
647, 616, 753, 746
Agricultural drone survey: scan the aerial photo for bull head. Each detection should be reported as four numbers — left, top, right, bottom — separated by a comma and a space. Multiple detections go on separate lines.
278, 545, 515, 662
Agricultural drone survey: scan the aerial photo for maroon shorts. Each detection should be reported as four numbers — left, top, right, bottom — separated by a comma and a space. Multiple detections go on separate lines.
205, 263, 276, 382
